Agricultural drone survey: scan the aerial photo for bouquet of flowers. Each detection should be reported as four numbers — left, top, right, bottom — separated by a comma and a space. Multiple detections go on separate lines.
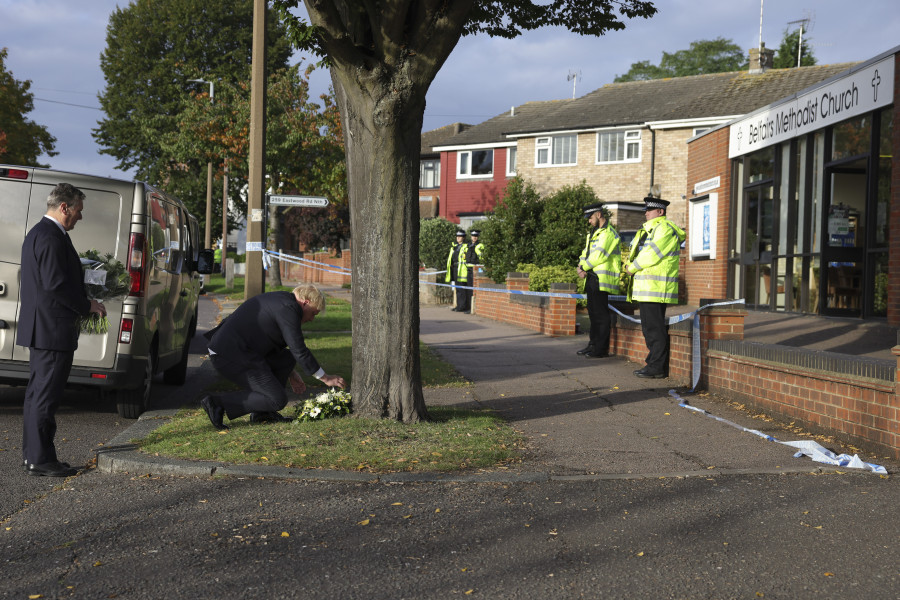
79, 249, 131, 334
294, 388, 352, 422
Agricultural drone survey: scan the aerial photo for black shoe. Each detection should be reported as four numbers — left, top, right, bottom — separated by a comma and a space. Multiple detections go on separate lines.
26, 461, 78, 477
451, 307, 461, 312
635, 370, 666, 379
24, 459, 70, 471
633, 368, 646, 375
576, 345, 594, 355
200, 395, 229, 431
584, 351, 610, 358
249, 411, 293, 424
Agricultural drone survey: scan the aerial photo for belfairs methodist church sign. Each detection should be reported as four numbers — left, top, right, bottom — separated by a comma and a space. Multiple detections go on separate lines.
729, 55, 894, 158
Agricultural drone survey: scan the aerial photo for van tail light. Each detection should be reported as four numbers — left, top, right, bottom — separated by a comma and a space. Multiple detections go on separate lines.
119, 317, 134, 344
0, 168, 29, 179
127, 233, 147, 297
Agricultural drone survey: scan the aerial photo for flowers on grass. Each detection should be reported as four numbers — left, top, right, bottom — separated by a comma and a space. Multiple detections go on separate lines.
79, 249, 131, 334
294, 388, 352, 422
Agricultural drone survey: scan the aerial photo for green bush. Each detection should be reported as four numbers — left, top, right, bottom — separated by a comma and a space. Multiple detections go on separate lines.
534, 181, 597, 267
419, 217, 458, 269
480, 177, 543, 282
517, 263, 586, 307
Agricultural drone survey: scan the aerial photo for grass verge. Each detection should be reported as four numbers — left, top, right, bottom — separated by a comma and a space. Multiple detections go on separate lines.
139, 406, 523, 472
139, 295, 519, 472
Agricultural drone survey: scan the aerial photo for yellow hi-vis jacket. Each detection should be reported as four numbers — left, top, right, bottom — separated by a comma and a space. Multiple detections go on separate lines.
578, 225, 621, 294
445, 243, 469, 282
626, 216, 685, 303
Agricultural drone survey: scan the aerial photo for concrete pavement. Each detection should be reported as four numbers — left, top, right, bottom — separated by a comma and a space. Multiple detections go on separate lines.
97, 292, 896, 480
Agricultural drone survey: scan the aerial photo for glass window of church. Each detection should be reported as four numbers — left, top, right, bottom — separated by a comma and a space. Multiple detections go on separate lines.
874, 107, 892, 248
831, 115, 870, 160
747, 146, 774, 183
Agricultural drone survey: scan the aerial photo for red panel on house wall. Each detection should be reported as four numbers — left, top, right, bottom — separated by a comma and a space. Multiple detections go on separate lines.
439, 148, 511, 223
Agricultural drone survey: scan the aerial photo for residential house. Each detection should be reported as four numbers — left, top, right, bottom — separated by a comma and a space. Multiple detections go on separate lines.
431, 46, 857, 238
430, 100, 571, 229
419, 122, 470, 218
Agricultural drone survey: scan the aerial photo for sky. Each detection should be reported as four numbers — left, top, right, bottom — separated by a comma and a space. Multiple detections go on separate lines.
2, 0, 898, 180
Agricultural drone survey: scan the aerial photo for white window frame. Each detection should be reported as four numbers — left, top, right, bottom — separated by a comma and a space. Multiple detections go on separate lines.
419, 159, 440, 189
596, 129, 642, 164
506, 146, 517, 176
535, 134, 577, 167
457, 149, 494, 179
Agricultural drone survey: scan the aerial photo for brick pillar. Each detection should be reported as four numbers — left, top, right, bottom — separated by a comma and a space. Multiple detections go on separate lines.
506, 272, 529, 293
472, 272, 489, 315
693, 300, 746, 388
548, 282, 577, 336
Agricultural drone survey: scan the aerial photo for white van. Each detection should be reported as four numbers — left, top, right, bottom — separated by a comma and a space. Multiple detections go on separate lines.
0, 165, 213, 418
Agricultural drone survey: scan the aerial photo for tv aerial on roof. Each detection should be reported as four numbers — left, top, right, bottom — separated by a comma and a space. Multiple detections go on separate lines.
787, 11, 815, 68
567, 70, 583, 99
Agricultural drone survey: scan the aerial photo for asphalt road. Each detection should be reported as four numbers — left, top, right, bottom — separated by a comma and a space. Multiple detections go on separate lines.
1, 295, 898, 599
0, 295, 220, 521
1, 471, 897, 599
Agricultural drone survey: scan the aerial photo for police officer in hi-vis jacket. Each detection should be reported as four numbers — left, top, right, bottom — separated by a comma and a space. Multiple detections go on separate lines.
576, 203, 621, 358
625, 196, 685, 378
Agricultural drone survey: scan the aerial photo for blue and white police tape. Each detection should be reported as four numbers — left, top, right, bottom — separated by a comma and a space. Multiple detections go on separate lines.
266, 250, 353, 276
266, 248, 735, 390
670, 390, 887, 474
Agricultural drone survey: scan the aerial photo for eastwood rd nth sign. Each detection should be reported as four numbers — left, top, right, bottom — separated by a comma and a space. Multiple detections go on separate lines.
267, 194, 330, 207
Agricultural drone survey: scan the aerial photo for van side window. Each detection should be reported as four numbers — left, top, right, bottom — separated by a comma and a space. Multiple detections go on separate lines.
149, 194, 169, 271
164, 201, 183, 274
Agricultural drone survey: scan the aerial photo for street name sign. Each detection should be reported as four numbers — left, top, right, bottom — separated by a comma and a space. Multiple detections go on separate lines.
267, 194, 330, 207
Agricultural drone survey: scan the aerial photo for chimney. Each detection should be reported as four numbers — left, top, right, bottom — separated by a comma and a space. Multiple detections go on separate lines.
453, 123, 462, 135
748, 42, 775, 74
510, 106, 515, 117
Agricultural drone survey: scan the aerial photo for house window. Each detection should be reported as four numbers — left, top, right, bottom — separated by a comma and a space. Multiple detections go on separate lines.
597, 130, 641, 163
457, 149, 493, 178
506, 147, 517, 176
535, 134, 577, 166
420, 159, 439, 189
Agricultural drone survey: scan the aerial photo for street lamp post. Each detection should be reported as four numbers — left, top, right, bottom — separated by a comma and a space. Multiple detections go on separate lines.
187, 78, 215, 251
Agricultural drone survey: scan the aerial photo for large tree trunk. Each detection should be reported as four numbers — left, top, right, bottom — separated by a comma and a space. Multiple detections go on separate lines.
332, 73, 428, 422
302, 0, 474, 421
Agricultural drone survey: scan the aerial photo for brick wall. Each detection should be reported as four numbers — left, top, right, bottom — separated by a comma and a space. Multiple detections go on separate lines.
472, 272, 576, 336
683, 126, 733, 305
705, 349, 899, 458
281, 250, 352, 286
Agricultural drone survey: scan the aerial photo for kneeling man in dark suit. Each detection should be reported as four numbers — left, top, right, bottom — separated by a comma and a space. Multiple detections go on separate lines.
202, 284, 345, 429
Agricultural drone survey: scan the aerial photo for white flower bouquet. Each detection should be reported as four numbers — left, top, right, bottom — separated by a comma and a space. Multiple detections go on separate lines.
294, 388, 352, 422
79, 249, 131, 334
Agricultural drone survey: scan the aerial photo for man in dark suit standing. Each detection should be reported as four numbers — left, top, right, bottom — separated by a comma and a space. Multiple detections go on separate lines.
201, 284, 345, 429
18, 183, 107, 477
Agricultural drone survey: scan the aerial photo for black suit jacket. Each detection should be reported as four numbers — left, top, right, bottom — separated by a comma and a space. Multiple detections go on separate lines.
17, 217, 91, 351
208, 291, 321, 376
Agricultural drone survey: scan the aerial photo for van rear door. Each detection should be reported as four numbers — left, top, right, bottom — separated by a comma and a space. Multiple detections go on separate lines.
0, 168, 33, 360
16, 174, 135, 370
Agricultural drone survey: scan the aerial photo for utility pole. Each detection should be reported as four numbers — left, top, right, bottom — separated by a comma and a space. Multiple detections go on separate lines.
244, 0, 267, 299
